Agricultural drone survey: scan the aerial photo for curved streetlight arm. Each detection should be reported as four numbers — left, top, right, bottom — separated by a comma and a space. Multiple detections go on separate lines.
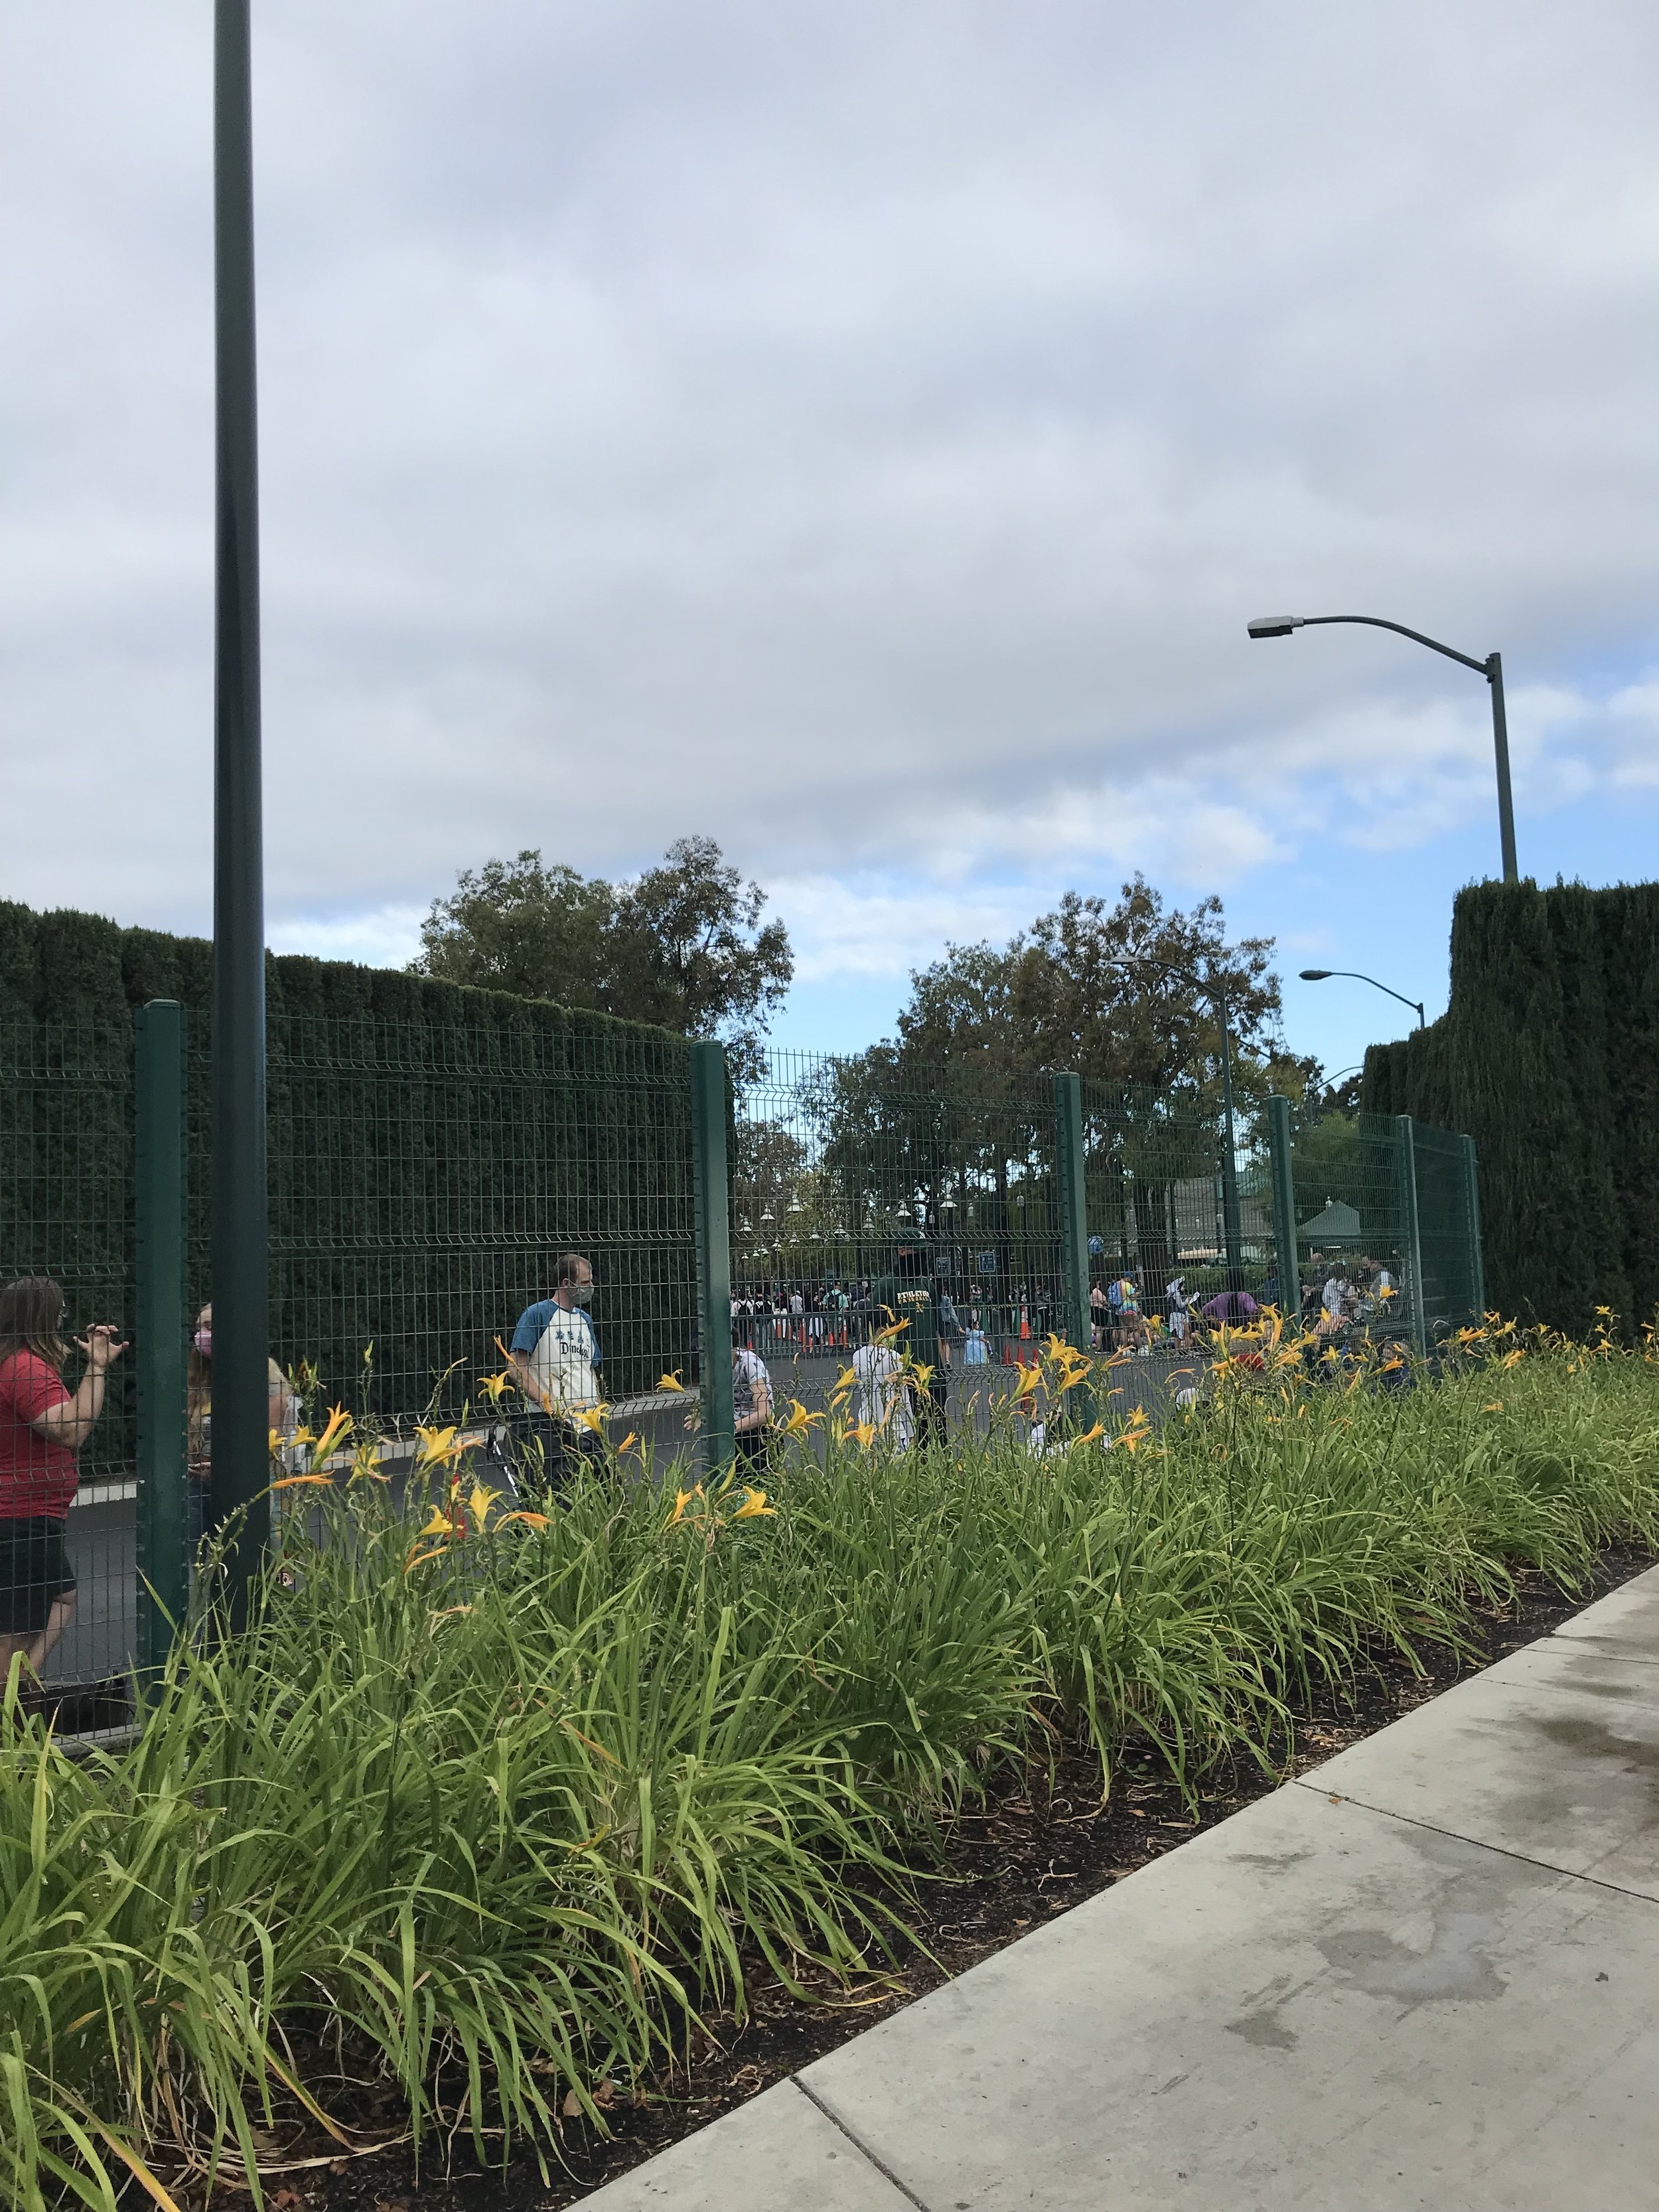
1302, 968, 1426, 1029
1250, 611, 1518, 883
1291, 615, 1491, 680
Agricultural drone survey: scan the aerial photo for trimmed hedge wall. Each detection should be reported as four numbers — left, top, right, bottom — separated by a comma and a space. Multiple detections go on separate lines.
1362, 880, 1659, 1336
0, 898, 677, 1038
0, 903, 697, 1418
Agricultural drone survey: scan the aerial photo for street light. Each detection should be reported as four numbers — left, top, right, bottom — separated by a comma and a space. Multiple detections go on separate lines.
1248, 613, 1518, 885
210, 0, 270, 1619
1108, 957, 1242, 1280
1299, 969, 1425, 1030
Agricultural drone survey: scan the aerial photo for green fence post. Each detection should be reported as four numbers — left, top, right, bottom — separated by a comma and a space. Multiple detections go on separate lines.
135, 1001, 189, 1678
690, 1041, 735, 1481
1394, 1114, 1428, 1357
1053, 1073, 1091, 1355
1461, 1133, 1486, 1321
1265, 1095, 1299, 1326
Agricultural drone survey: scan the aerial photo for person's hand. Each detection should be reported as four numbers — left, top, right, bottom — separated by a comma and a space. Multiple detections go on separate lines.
80, 1325, 129, 1369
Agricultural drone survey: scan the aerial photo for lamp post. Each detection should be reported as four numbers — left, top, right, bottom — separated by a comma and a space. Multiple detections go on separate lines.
208, 0, 270, 1617
1109, 958, 1242, 1280
1299, 968, 1425, 1031
1248, 614, 1518, 885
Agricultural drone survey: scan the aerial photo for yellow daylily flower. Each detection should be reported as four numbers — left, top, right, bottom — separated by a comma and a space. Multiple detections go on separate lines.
1012, 1364, 1042, 1400
779, 1398, 821, 1436
871, 1317, 910, 1345
270, 1471, 333, 1491
666, 1485, 703, 1527
568, 1404, 610, 1436
658, 1371, 688, 1392
497, 1509, 551, 1531
1072, 1422, 1106, 1445
477, 1370, 513, 1404
729, 1488, 776, 1520
909, 1361, 935, 1389
419, 1503, 462, 1538
1499, 1347, 1524, 1369
1482, 1401, 1504, 1413
415, 1423, 465, 1469
852, 1422, 879, 1449
467, 1479, 500, 1533
312, 1404, 354, 1462
616, 1431, 640, 1451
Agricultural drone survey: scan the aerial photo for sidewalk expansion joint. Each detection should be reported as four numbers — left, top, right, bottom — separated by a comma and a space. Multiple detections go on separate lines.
793, 2077, 932, 2211
1291, 1778, 1659, 1907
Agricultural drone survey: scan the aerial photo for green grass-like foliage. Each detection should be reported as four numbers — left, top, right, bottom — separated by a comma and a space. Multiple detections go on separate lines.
4, 1331, 1658, 2209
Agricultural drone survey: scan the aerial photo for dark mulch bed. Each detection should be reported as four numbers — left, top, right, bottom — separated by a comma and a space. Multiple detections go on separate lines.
166, 1541, 1656, 2212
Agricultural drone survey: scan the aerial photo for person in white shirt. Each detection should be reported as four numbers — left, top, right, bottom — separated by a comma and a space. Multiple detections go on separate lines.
851, 1338, 913, 1449
508, 1254, 605, 1489
733, 1326, 773, 1469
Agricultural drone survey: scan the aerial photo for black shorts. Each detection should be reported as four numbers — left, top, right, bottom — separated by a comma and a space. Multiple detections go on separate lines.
0, 1516, 76, 1636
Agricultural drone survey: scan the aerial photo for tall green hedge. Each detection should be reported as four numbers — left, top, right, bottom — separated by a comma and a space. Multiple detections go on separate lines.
1362, 881, 1659, 1335
0, 902, 696, 1419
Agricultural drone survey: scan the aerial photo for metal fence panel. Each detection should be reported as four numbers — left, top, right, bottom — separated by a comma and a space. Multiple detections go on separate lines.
184, 1013, 699, 1457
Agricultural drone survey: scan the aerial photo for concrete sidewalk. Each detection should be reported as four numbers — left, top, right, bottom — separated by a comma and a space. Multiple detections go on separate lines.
581, 1567, 1659, 2211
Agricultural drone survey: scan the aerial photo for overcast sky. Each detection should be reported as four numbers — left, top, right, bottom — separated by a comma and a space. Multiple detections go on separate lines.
3, 0, 1657, 1077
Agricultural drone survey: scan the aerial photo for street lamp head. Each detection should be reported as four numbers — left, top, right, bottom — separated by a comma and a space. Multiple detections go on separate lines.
1299, 968, 1333, 982
1248, 616, 1304, 639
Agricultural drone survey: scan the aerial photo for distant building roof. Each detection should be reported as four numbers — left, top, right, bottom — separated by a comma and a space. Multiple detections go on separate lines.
1296, 1197, 1364, 1244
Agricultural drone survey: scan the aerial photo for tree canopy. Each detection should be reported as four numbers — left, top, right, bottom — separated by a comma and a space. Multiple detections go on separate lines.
893, 875, 1317, 1110
411, 836, 792, 1065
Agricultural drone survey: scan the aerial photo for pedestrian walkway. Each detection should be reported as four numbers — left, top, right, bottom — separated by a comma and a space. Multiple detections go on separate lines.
580, 1567, 1659, 2210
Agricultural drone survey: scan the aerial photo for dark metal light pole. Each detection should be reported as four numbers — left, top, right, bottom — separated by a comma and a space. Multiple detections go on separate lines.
1248, 614, 1518, 885
1299, 968, 1426, 1031
209, 0, 270, 1614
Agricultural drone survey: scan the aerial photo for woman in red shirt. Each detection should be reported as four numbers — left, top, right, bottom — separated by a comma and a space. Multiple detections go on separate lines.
0, 1277, 126, 1688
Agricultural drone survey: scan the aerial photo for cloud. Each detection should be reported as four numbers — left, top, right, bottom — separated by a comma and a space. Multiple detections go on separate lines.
2, 0, 1658, 949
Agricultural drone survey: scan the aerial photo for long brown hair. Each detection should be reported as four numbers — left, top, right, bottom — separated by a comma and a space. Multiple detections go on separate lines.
0, 1276, 70, 1372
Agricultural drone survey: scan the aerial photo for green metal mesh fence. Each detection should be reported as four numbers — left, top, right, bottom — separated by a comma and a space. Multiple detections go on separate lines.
184, 1013, 700, 1473
0, 1007, 1488, 1727
1291, 1110, 1484, 1351
731, 1051, 1071, 1434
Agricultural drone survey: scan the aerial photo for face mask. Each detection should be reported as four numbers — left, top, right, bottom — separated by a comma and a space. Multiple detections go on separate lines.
568, 1284, 594, 1309
194, 1329, 212, 1357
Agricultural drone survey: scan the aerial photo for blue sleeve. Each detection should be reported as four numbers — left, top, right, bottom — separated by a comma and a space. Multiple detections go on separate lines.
511, 1300, 555, 1355
587, 1316, 603, 1368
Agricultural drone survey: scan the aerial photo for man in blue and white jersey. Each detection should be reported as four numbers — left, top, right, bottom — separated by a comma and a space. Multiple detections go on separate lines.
508, 1253, 605, 1489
